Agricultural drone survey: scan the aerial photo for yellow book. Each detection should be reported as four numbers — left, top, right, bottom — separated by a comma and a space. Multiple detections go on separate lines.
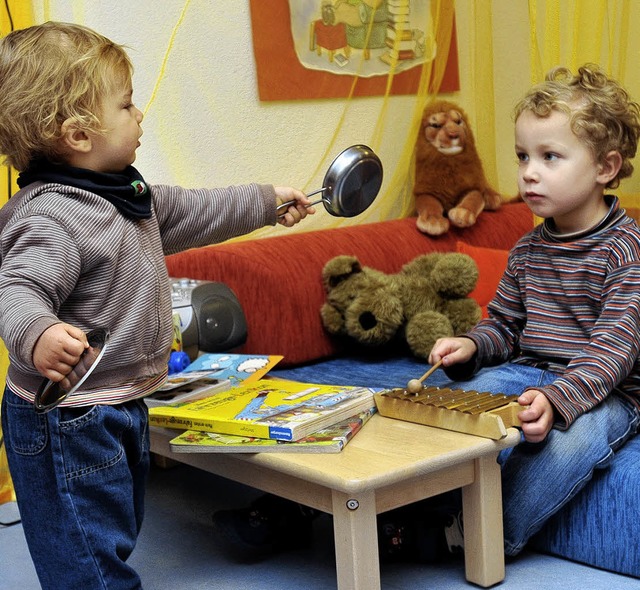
167, 407, 376, 454
148, 379, 378, 442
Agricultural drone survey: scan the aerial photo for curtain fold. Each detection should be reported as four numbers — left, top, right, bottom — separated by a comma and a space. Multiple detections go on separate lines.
527, 0, 640, 213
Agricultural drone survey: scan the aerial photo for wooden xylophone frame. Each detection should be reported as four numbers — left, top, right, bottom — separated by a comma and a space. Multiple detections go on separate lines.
374, 385, 524, 440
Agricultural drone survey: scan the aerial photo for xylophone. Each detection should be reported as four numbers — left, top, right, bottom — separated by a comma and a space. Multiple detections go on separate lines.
374, 385, 524, 440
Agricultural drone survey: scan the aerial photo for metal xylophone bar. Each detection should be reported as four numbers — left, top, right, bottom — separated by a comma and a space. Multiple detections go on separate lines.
385, 386, 520, 415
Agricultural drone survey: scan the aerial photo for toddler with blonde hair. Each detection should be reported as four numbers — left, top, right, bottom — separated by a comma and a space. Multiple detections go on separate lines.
0, 21, 313, 589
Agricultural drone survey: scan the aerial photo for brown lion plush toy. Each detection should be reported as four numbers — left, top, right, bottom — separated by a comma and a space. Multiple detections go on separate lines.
413, 100, 503, 236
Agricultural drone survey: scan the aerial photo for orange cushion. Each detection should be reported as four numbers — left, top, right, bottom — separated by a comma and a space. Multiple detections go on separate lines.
456, 242, 510, 315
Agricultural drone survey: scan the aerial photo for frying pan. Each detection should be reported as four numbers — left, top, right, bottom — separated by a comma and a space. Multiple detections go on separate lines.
34, 327, 110, 413
277, 144, 383, 219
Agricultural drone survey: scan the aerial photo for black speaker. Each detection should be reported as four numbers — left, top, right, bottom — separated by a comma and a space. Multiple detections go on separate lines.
170, 279, 247, 360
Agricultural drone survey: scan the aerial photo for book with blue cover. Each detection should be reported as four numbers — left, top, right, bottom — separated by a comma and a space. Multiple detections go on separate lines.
145, 353, 282, 407
181, 353, 283, 386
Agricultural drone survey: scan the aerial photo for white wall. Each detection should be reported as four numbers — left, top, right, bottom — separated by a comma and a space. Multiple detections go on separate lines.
35, 0, 453, 234
30, 1, 640, 228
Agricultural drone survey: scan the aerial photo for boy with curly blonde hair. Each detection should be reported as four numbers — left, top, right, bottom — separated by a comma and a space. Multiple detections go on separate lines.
0, 21, 313, 589
429, 64, 640, 556
209, 65, 640, 564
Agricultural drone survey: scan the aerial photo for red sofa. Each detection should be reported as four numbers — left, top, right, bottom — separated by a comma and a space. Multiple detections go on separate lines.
165, 202, 531, 367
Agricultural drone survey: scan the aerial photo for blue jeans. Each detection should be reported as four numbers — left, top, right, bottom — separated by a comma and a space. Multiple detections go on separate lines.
433, 363, 640, 555
1, 388, 150, 589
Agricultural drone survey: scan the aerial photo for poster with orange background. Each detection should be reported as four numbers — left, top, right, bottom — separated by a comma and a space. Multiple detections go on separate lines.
249, 0, 459, 101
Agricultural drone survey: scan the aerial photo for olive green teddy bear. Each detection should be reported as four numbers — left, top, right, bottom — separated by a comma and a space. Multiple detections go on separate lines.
320, 252, 481, 359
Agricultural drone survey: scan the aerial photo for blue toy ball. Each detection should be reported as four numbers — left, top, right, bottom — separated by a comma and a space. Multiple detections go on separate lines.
168, 351, 190, 374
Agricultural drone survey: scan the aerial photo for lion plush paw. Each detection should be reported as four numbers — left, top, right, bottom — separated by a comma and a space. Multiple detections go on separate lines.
416, 212, 450, 236
448, 206, 478, 228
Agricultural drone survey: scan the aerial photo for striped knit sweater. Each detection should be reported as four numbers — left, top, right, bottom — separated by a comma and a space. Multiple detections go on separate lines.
0, 181, 277, 405
459, 196, 640, 428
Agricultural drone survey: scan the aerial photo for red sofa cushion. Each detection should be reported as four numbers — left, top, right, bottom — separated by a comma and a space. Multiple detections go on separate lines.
456, 242, 511, 316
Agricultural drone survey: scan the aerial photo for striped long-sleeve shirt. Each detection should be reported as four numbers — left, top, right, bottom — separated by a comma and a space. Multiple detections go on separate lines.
464, 196, 640, 428
0, 181, 277, 405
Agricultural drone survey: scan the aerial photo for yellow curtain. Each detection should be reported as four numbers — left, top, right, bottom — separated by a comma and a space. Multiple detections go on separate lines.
462, 1, 498, 197
0, 0, 34, 505
527, 0, 640, 213
321, 0, 457, 223
382, 0, 457, 219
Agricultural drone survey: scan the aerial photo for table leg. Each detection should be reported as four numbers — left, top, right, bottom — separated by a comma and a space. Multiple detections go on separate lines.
331, 489, 380, 590
461, 453, 505, 587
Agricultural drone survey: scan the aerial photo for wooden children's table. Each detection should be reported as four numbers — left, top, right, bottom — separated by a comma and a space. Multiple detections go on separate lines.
150, 413, 520, 590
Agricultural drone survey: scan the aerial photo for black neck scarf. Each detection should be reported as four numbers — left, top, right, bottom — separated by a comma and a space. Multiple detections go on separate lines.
17, 160, 152, 220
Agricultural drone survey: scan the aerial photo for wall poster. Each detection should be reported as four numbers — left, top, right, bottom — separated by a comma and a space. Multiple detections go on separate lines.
250, 0, 459, 101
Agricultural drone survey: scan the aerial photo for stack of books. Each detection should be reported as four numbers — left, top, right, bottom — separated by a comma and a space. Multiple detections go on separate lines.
380, 0, 422, 66
148, 362, 379, 454
167, 407, 376, 454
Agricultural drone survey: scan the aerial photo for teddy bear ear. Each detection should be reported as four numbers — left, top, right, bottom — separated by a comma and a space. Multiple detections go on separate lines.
322, 255, 363, 289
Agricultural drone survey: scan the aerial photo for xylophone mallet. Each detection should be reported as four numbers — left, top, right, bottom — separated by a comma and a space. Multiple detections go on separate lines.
406, 359, 444, 394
